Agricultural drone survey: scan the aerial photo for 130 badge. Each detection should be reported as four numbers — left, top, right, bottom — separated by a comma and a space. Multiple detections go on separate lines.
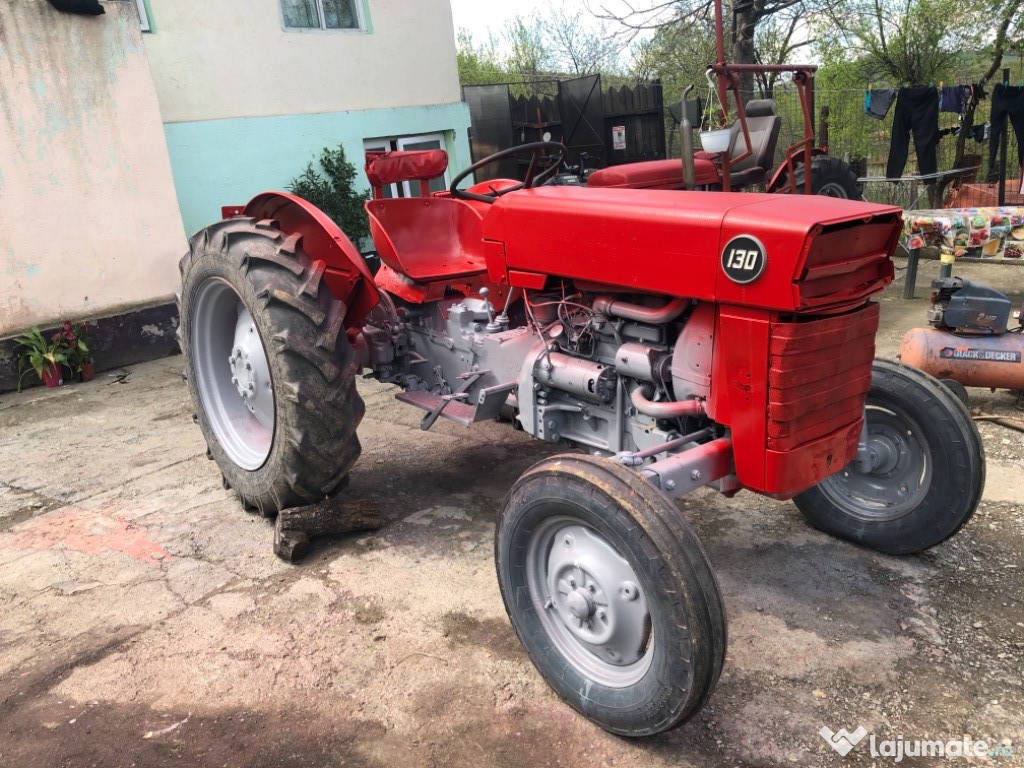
721, 235, 767, 284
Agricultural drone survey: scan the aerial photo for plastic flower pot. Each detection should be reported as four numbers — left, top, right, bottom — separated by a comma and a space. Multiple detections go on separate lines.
79, 362, 96, 382
699, 128, 732, 154
41, 364, 63, 388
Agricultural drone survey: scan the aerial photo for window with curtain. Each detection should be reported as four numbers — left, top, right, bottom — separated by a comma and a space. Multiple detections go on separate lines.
281, 0, 361, 30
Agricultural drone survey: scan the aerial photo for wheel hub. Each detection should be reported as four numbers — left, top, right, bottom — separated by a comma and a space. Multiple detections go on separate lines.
190, 278, 276, 471
542, 524, 650, 669
865, 432, 902, 474
227, 311, 273, 428
824, 406, 930, 521
565, 588, 595, 621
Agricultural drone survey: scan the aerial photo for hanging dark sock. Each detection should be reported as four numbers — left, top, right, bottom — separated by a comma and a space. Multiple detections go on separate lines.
867, 89, 895, 120
939, 85, 965, 113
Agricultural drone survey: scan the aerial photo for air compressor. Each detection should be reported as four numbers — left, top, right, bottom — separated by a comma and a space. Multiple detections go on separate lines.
899, 277, 1024, 392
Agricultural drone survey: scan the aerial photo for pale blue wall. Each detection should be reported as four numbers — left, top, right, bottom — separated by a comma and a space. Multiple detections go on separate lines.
163, 102, 471, 238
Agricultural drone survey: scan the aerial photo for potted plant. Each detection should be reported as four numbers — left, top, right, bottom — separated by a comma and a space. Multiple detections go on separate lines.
14, 326, 69, 389
65, 320, 94, 381
699, 70, 733, 154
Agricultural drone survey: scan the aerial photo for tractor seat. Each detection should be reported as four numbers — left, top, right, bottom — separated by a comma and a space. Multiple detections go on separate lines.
366, 196, 487, 282
365, 149, 448, 199
586, 158, 719, 190
725, 100, 781, 188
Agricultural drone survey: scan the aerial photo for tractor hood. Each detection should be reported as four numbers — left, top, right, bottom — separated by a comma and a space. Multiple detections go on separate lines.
481, 187, 902, 313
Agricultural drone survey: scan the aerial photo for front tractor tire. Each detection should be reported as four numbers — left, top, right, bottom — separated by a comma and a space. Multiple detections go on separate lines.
495, 454, 727, 737
794, 359, 984, 555
178, 218, 364, 514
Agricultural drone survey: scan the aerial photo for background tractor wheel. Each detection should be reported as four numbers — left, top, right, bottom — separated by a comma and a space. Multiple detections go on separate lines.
794, 359, 984, 555
791, 155, 861, 198
495, 454, 727, 737
178, 218, 364, 514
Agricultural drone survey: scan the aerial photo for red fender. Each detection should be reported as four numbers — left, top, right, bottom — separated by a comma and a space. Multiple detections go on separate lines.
240, 191, 381, 334
765, 147, 828, 193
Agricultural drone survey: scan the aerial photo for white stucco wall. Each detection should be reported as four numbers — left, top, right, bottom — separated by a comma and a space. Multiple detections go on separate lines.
0, 0, 186, 336
143, 0, 464, 123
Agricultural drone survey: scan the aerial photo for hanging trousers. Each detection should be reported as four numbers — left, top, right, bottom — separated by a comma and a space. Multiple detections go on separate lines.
886, 86, 939, 182
986, 83, 1024, 180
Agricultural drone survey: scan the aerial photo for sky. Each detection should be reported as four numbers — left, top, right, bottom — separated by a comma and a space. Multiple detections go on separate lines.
448, 0, 554, 41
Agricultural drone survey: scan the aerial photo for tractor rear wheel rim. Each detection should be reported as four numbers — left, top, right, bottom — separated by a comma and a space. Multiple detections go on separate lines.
819, 405, 931, 522
816, 181, 851, 198
527, 515, 653, 688
192, 278, 274, 470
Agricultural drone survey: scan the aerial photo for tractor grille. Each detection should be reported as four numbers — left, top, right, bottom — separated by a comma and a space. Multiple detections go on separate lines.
797, 215, 900, 311
766, 303, 879, 451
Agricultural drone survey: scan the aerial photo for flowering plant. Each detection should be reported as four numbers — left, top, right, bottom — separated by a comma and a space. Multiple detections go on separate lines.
63, 320, 92, 371
15, 326, 69, 388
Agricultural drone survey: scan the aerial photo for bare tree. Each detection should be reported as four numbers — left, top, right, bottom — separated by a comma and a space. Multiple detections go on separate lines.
593, 0, 830, 97
540, 3, 628, 75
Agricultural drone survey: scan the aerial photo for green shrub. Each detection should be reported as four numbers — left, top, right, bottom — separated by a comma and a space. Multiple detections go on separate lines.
287, 144, 370, 243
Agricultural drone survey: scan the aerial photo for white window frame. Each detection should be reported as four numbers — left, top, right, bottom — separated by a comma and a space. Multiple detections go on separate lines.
281, 0, 365, 32
363, 133, 451, 198
134, 0, 150, 31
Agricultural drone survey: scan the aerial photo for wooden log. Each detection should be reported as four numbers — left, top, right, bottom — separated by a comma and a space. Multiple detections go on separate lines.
273, 496, 382, 563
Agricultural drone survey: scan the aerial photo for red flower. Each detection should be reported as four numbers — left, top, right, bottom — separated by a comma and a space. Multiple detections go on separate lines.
64, 330, 75, 341
62, 320, 73, 331
52, 332, 62, 342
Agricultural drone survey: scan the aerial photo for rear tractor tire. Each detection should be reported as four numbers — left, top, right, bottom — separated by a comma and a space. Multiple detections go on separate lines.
792, 155, 861, 198
794, 359, 984, 555
495, 454, 727, 736
178, 217, 364, 514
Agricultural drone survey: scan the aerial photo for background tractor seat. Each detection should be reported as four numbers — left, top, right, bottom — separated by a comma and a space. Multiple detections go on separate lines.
725, 99, 781, 187
587, 158, 720, 190
366, 196, 487, 282
364, 149, 448, 199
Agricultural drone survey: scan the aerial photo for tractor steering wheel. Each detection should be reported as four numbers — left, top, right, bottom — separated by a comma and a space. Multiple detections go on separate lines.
450, 141, 568, 203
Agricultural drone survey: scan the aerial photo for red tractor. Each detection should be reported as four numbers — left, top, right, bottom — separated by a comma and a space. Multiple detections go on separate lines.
178, 142, 984, 736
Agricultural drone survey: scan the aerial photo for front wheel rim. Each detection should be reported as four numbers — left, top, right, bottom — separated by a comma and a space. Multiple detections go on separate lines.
526, 514, 654, 688
191, 278, 275, 470
818, 405, 931, 521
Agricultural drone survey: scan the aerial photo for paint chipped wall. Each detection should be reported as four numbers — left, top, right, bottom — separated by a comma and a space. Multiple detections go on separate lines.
142, 0, 463, 123
0, 1, 186, 336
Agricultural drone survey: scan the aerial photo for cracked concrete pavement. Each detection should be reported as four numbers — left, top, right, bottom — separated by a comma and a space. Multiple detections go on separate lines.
1, 259, 1023, 768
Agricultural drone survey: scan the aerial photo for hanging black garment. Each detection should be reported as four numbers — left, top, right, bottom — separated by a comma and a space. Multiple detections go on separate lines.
886, 86, 939, 182
866, 89, 896, 120
986, 83, 1024, 181
939, 85, 966, 114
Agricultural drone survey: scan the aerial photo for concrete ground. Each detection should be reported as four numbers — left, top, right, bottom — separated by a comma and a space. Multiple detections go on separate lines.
1, 258, 1023, 768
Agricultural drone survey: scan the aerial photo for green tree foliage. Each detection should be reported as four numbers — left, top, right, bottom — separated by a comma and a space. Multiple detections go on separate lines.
819, 0, 980, 84
287, 145, 370, 243
455, 29, 508, 85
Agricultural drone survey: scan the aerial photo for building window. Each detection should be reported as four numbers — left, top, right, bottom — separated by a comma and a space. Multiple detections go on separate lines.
364, 134, 451, 199
135, 0, 150, 31
282, 0, 361, 30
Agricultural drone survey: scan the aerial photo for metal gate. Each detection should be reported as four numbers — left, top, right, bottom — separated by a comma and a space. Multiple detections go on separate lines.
462, 83, 515, 182
558, 75, 606, 166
